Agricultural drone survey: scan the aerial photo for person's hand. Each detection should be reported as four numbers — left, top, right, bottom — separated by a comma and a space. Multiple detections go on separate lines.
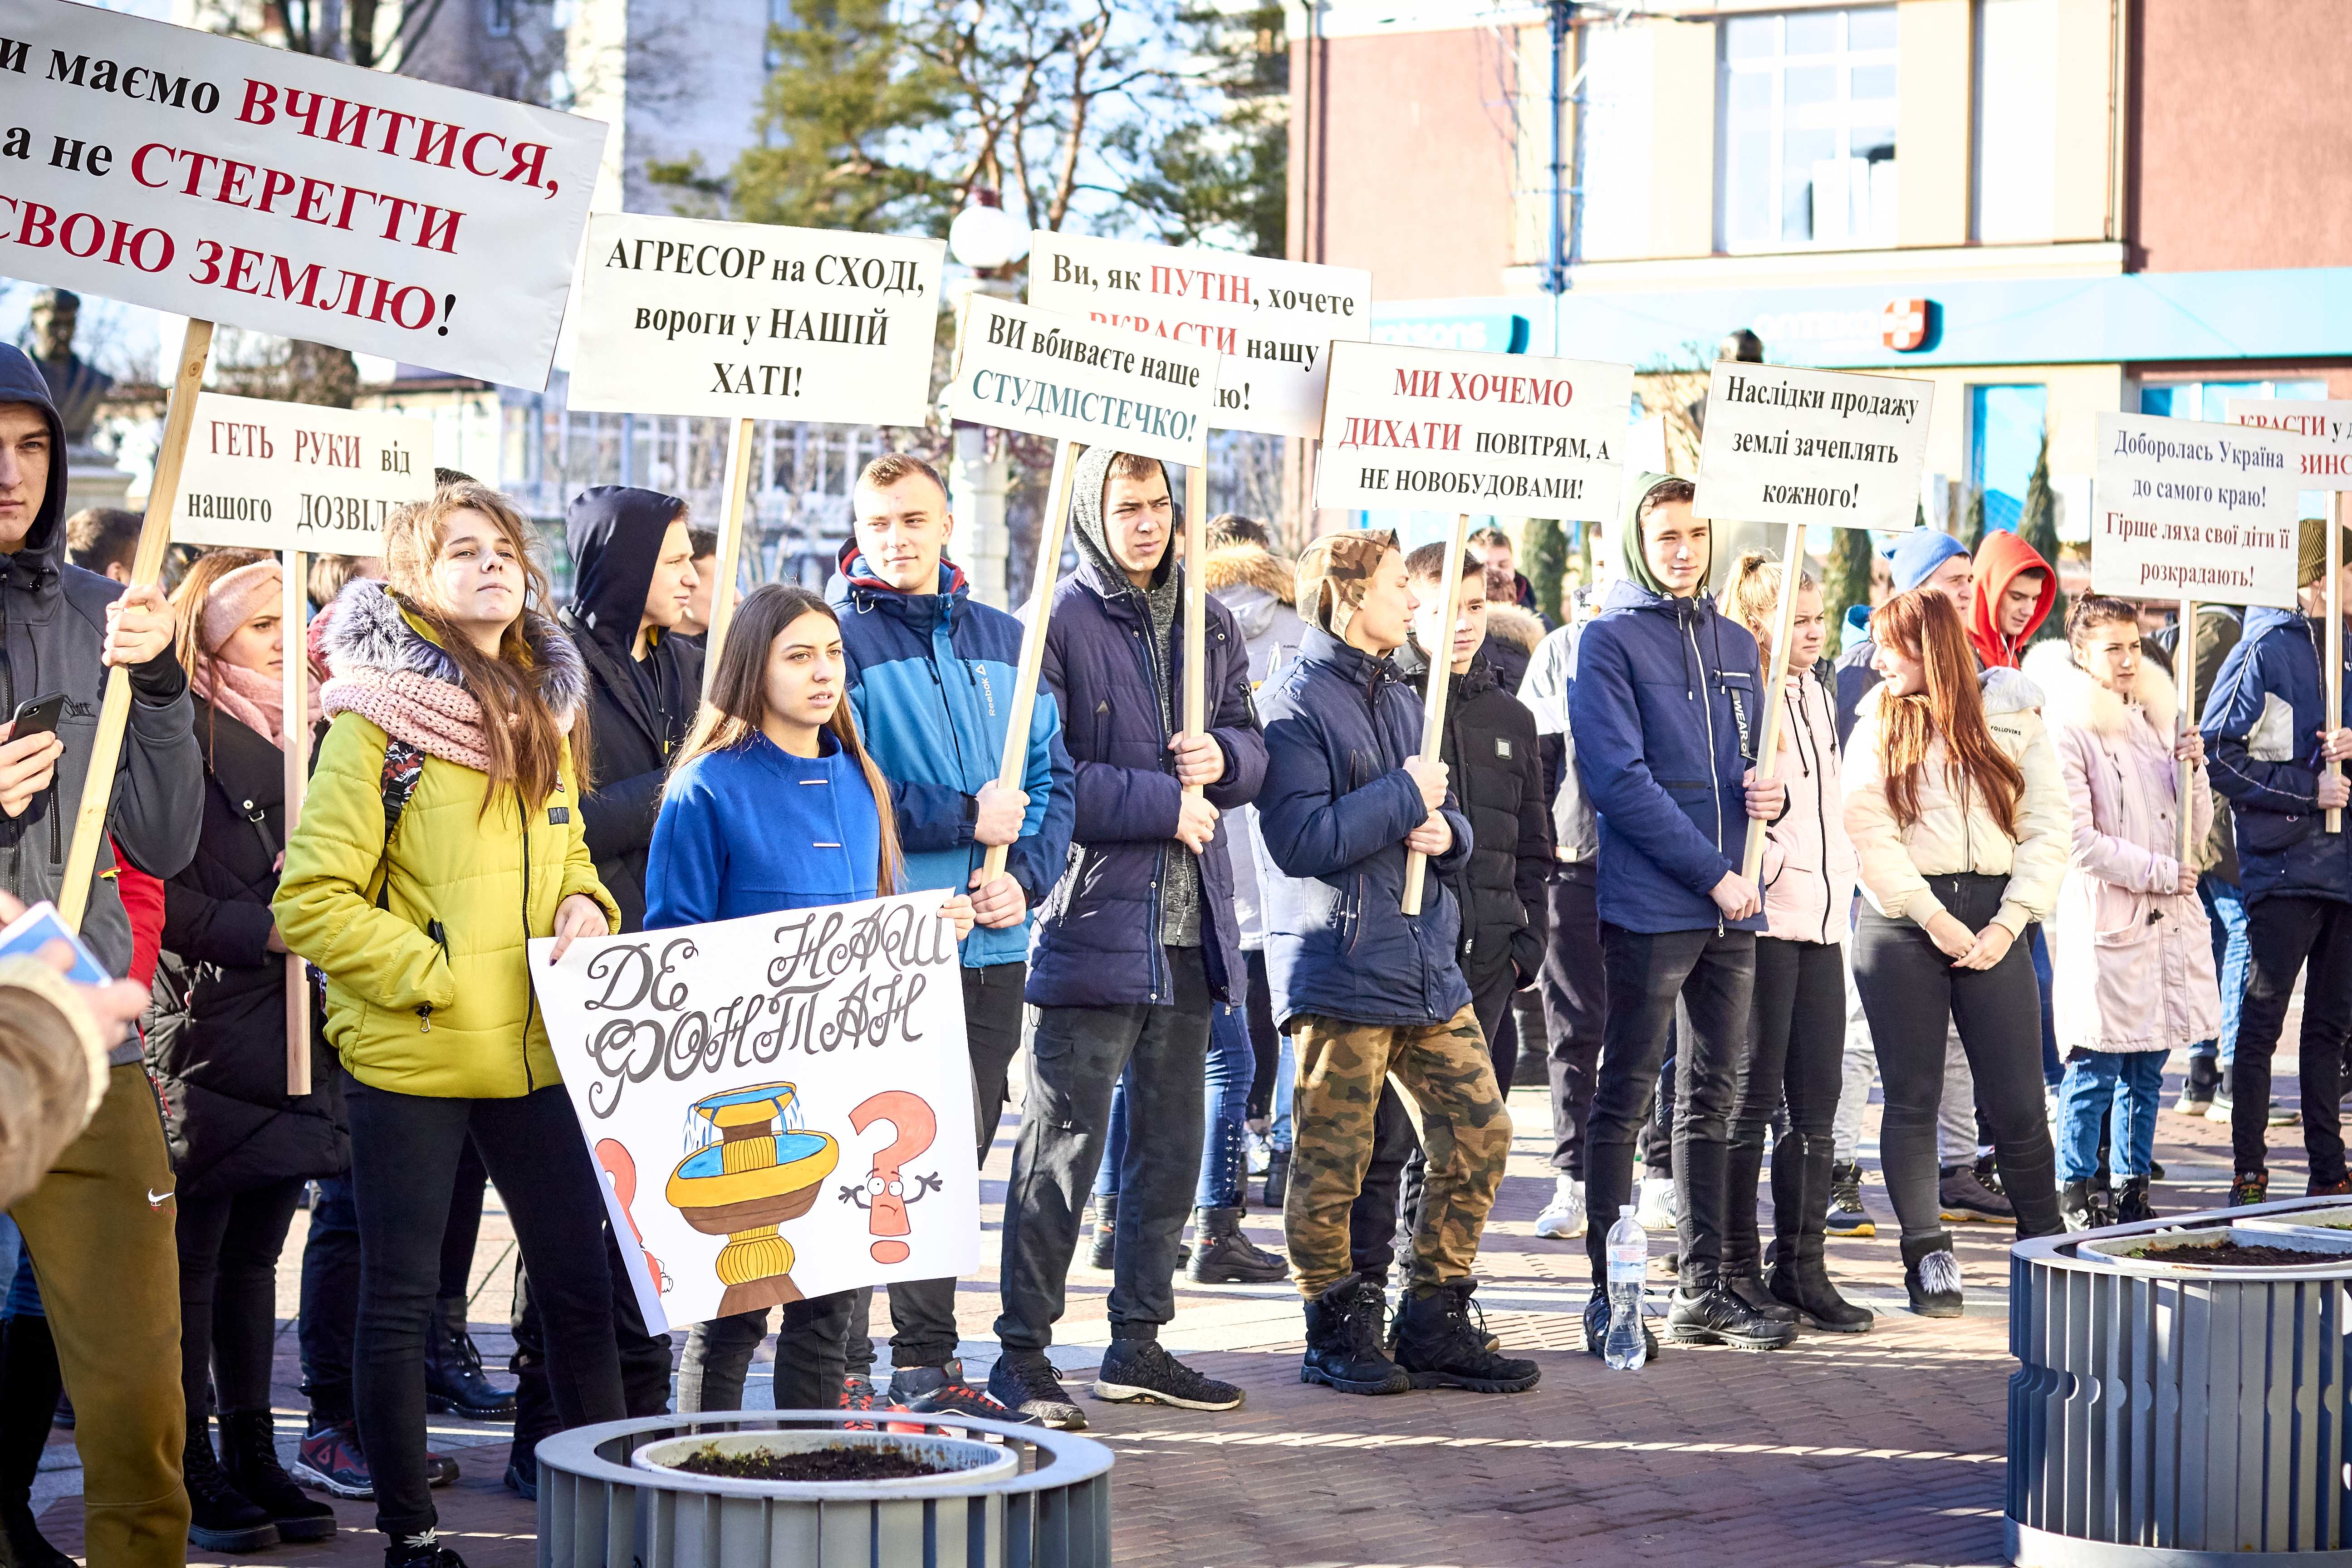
265, 923, 288, 955
967, 868, 1028, 929
102, 583, 173, 669
936, 894, 976, 940
1402, 755, 1448, 811
546, 893, 609, 963
1924, 911, 1976, 961
2323, 727, 2352, 762
1743, 767, 1784, 822
0, 723, 63, 819
1955, 921, 2015, 970
2176, 729, 2205, 768
1406, 813, 1451, 857
1709, 871, 1760, 921
2321, 770, 2351, 809
1174, 793, 1220, 853
972, 782, 1029, 848
2175, 861, 2200, 897
1168, 732, 1225, 787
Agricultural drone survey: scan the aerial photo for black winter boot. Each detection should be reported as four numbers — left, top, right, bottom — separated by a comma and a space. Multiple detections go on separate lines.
1300, 1274, 1409, 1395
1764, 1145, 1872, 1334
1391, 1279, 1540, 1392
1086, 1196, 1117, 1271
1901, 1232, 1965, 1318
1263, 1148, 1291, 1208
424, 1296, 516, 1420
2060, 1180, 2116, 1233
0, 1314, 73, 1568
183, 1421, 280, 1553
385, 1527, 472, 1568
218, 1409, 337, 1541
1186, 1206, 1289, 1284
2115, 1176, 2157, 1225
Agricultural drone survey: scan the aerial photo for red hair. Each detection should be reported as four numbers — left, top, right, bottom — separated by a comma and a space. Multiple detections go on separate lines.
1869, 588, 2024, 839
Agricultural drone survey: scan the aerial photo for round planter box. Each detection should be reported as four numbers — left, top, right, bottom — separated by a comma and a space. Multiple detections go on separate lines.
2009, 1197, 2352, 1566
632, 1429, 1020, 1492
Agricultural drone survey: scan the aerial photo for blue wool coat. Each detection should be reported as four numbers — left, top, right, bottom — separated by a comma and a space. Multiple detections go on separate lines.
2201, 604, 2352, 907
644, 731, 882, 927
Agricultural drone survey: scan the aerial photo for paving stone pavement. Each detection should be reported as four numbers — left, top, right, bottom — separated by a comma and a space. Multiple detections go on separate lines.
27, 1047, 2308, 1567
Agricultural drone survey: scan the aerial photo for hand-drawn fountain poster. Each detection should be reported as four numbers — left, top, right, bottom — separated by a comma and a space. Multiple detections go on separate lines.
530, 892, 980, 1333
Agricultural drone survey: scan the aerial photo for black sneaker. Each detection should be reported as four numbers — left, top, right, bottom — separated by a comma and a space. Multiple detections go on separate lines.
1301, 1274, 1411, 1395
183, 1429, 280, 1553
986, 1353, 1087, 1430
2177, 1056, 2220, 1113
1664, 1285, 1797, 1350
1938, 1164, 2014, 1223
1824, 1162, 1874, 1238
891, 1360, 1038, 1424
1725, 1275, 1797, 1325
1086, 1196, 1117, 1271
1582, 1289, 1660, 1361
1092, 1340, 1245, 1411
837, 1373, 882, 1431
2230, 1170, 2269, 1207
385, 1527, 470, 1568
1392, 1279, 1540, 1392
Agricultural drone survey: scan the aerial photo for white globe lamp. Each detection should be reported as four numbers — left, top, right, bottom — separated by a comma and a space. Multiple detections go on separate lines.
949, 190, 1029, 274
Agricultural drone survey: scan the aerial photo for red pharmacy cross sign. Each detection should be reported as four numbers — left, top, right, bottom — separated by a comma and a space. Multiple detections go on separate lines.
1881, 299, 1932, 352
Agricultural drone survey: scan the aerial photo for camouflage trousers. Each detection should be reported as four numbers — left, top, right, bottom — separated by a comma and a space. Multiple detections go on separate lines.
1283, 1004, 1511, 1298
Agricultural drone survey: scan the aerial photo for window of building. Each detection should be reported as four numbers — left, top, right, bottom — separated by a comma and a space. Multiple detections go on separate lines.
1972, 0, 2057, 243
1575, 20, 1653, 262
1718, 6, 1898, 253
1969, 384, 2048, 533
483, 0, 513, 37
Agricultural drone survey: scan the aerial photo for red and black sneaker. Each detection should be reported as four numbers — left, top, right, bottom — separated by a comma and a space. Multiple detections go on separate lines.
890, 1360, 1039, 1425
2230, 1170, 2270, 1207
2308, 1175, 2352, 1197
837, 1374, 881, 1431
290, 1421, 371, 1499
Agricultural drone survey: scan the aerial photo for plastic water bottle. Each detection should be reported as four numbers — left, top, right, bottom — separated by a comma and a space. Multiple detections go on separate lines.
1603, 1204, 1648, 1371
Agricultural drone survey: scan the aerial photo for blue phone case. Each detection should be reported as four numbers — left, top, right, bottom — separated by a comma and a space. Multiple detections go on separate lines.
0, 902, 112, 985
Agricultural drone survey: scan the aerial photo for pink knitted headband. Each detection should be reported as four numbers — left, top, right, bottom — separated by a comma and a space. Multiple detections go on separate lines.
201, 560, 282, 654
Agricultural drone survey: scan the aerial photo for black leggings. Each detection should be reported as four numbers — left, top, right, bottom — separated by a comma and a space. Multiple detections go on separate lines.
177, 1177, 305, 1427
1726, 938, 1843, 1275
1851, 874, 2061, 1242
1244, 950, 1280, 1123
345, 1076, 625, 1539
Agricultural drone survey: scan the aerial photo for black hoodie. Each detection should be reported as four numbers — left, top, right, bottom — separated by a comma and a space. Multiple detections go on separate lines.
0, 346, 200, 1000
560, 485, 704, 931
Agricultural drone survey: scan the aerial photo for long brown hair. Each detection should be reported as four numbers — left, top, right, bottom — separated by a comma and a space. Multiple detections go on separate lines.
380, 484, 586, 811
671, 583, 902, 895
1870, 587, 2025, 838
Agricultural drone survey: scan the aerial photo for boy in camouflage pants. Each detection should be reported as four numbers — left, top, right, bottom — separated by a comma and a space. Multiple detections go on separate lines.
1254, 531, 1537, 1396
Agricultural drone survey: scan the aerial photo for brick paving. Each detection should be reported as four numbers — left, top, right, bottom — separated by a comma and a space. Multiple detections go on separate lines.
26, 1047, 2314, 1567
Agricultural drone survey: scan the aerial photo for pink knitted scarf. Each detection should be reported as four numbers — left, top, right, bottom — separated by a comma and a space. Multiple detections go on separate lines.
192, 659, 286, 750
322, 668, 496, 772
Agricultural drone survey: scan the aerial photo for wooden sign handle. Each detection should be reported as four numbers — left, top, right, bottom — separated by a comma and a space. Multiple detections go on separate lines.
284, 550, 312, 1095
1181, 462, 1209, 801
1739, 521, 1808, 882
1402, 514, 1472, 916
59, 319, 214, 934
2332, 492, 2345, 835
699, 416, 755, 703
980, 441, 1079, 884
2177, 596, 2197, 871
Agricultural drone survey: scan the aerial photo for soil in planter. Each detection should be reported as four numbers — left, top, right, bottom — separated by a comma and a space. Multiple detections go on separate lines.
2133, 1241, 2350, 1267
670, 1444, 954, 1482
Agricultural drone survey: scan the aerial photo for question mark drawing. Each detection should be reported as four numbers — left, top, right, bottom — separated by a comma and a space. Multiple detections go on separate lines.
848, 1092, 936, 1265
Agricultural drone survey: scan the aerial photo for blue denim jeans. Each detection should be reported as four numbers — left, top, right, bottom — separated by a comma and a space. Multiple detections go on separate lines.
0, 1214, 39, 1318
2189, 874, 2249, 1068
1271, 1034, 1295, 1153
1096, 996, 1254, 1209
2057, 1052, 2166, 1181
2029, 924, 2062, 1088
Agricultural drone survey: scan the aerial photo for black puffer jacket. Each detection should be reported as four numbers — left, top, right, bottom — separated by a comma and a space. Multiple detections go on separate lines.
146, 697, 345, 1200
1400, 642, 1551, 987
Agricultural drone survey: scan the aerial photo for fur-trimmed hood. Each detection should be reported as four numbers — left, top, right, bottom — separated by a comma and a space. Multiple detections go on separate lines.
1485, 602, 1544, 656
1201, 541, 1295, 603
323, 578, 588, 720
2025, 637, 2177, 742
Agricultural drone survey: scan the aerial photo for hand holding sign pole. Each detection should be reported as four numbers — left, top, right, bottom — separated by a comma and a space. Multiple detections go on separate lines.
1182, 463, 1209, 802
1739, 519, 1812, 884
1401, 518, 1470, 916
981, 438, 1079, 886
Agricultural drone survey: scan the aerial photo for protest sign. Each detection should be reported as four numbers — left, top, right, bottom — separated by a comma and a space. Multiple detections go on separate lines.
1027, 232, 1370, 438
172, 392, 428, 551
1313, 341, 1633, 521
2092, 413, 2299, 609
0, 0, 606, 388
532, 892, 982, 1332
570, 214, 944, 424
944, 294, 1216, 466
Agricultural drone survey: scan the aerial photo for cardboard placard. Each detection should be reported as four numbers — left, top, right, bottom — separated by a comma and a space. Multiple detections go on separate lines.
1313, 341, 1633, 520
0, 0, 606, 388
2223, 399, 2352, 491
1026, 232, 1370, 438
944, 294, 1215, 464
2091, 412, 2301, 608
1690, 362, 1934, 533
569, 214, 945, 423
171, 393, 428, 551
531, 892, 982, 1333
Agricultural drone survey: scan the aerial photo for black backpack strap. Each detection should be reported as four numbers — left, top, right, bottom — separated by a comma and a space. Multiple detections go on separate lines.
374, 739, 426, 910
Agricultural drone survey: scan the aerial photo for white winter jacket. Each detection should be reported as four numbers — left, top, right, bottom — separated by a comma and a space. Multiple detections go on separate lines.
1842, 666, 2071, 939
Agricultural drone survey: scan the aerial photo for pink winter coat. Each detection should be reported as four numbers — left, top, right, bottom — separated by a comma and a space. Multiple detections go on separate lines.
2025, 643, 2221, 1054
1759, 670, 1857, 946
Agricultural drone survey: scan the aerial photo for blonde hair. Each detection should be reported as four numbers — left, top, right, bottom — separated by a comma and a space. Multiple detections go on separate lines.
1724, 548, 1817, 642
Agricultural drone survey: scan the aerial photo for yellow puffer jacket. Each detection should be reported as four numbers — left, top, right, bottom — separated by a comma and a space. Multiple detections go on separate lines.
273, 587, 618, 1099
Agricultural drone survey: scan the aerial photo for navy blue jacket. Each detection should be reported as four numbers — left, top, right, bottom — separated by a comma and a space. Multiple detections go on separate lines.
1258, 627, 1475, 1029
1568, 577, 1766, 935
1025, 561, 1265, 1009
2200, 604, 2352, 906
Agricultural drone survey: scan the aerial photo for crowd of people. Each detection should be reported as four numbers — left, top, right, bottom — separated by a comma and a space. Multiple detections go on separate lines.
0, 333, 2345, 1568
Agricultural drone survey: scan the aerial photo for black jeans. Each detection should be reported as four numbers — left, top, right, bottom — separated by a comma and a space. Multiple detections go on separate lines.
178, 1176, 304, 1426
1540, 863, 1607, 1178
345, 1077, 625, 1538
674, 1293, 855, 1414
441, 1137, 488, 1298
1726, 937, 1844, 1276
507, 1223, 673, 1476
1585, 923, 1755, 1294
1851, 875, 2061, 1242
843, 962, 1027, 1378
2233, 894, 2352, 1181
995, 946, 1209, 1353
298, 1175, 361, 1425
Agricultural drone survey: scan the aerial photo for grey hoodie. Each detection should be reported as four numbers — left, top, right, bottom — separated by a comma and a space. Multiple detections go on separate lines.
0, 347, 202, 1028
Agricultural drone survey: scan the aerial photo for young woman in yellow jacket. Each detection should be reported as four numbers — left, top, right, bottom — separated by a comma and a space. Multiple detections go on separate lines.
274, 485, 621, 1568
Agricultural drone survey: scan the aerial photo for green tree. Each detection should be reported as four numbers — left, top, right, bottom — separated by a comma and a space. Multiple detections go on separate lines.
1525, 518, 1567, 624
1960, 488, 1987, 554
2018, 431, 2065, 642
1825, 523, 1874, 647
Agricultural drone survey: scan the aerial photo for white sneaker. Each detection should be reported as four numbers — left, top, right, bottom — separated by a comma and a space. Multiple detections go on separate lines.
1534, 1175, 1587, 1239
1636, 1174, 1678, 1232
1246, 1128, 1271, 1177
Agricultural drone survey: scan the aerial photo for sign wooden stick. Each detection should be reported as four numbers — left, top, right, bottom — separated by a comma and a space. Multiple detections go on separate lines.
1182, 462, 1208, 799
2178, 597, 2197, 869
59, 318, 214, 933
981, 441, 1080, 884
1402, 513, 1472, 916
2333, 493, 2345, 835
283, 551, 311, 1095
1740, 521, 1808, 882
700, 416, 756, 703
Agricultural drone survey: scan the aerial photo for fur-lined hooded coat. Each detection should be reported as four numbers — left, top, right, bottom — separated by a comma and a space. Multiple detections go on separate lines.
1203, 540, 1305, 681
273, 582, 618, 1099
2025, 641, 2220, 1054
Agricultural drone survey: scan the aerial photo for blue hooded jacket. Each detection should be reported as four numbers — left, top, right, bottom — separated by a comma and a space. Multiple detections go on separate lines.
825, 543, 1074, 968
2200, 603, 2352, 906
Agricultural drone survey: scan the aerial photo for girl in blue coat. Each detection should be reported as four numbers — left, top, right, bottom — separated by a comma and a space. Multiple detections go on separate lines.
647, 583, 972, 1413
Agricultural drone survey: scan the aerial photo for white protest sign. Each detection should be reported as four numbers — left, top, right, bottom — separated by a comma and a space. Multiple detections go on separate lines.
2225, 399, 2352, 490
944, 294, 1215, 464
570, 214, 944, 423
1026, 232, 1371, 438
1312, 341, 1632, 520
1690, 362, 1934, 532
171, 393, 428, 551
2092, 412, 2301, 608
530, 892, 980, 1332
0, 0, 607, 389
